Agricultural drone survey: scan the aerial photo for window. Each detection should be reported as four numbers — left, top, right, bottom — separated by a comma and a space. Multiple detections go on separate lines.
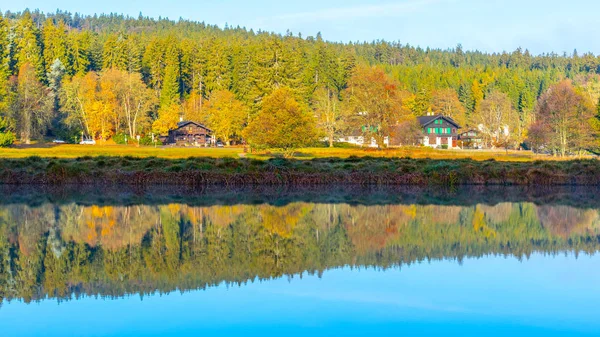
447, 128, 451, 134
428, 128, 432, 134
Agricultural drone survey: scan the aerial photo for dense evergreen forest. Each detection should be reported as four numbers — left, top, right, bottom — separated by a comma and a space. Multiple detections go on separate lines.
0, 200, 599, 304
1, 9, 600, 153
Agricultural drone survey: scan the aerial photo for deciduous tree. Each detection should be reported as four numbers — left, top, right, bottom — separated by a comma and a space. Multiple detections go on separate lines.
529, 80, 596, 156
431, 88, 467, 127
473, 91, 520, 148
152, 103, 181, 136
312, 87, 348, 147
244, 87, 319, 156
204, 90, 248, 145
10, 63, 52, 143
345, 65, 410, 148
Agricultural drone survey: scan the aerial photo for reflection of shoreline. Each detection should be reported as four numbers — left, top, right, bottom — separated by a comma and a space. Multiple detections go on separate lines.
2, 185, 600, 208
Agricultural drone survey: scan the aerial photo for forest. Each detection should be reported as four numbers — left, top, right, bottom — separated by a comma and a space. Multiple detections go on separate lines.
1, 9, 600, 154
0, 199, 599, 304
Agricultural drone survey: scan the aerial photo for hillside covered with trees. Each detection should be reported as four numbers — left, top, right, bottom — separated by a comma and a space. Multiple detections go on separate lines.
1, 9, 600, 154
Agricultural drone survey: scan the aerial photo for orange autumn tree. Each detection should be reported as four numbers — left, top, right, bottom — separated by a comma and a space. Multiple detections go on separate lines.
243, 87, 320, 156
344, 65, 410, 148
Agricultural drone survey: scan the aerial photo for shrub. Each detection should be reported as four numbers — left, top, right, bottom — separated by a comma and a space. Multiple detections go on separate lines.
0, 118, 15, 147
140, 135, 162, 146
0, 131, 15, 147
112, 133, 129, 145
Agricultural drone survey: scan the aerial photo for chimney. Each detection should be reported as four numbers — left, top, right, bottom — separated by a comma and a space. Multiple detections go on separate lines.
180, 116, 184, 122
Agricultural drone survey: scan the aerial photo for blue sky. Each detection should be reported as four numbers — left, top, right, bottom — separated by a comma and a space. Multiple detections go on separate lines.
2, 253, 600, 336
5, 0, 600, 55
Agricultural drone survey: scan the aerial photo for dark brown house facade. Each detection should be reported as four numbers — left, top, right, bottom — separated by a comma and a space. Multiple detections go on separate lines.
165, 121, 213, 146
417, 115, 461, 148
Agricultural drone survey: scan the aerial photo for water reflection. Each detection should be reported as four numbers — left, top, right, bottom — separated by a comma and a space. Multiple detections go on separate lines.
1, 187, 599, 305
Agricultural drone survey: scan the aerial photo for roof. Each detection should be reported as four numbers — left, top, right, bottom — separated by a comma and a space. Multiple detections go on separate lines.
459, 128, 480, 135
175, 120, 213, 132
417, 115, 461, 129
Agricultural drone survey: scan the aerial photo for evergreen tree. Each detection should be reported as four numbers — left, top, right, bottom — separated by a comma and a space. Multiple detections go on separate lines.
42, 19, 70, 76
14, 12, 45, 82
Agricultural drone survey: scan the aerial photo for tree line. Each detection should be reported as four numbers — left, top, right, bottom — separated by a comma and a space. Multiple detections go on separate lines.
1, 9, 600, 155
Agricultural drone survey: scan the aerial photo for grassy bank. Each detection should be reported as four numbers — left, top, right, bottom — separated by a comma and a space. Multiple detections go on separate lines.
0, 144, 548, 161
1, 156, 600, 186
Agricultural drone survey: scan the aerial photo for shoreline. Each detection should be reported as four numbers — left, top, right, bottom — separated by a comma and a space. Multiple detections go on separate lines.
2, 184, 599, 208
1, 156, 600, 186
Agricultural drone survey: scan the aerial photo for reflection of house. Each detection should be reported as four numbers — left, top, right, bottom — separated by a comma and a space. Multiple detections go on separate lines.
417, 114, 461, 148
165, 121, 214, 146
458, 129, 484, 149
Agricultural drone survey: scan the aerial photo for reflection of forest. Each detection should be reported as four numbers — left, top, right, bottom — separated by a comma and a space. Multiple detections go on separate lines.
0, 201, 599, 304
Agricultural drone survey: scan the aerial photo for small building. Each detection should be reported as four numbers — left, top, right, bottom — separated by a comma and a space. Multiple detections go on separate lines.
458, 129, 484, 149
337, 126, 389, 148
417, 114, 461, 148
165, 121, 214, 146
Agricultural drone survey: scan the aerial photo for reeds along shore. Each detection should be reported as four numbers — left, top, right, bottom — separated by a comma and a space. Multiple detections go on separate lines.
1, 156, 600, 186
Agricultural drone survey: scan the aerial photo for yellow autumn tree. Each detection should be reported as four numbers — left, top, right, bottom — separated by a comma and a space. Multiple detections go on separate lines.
182, 91, 205, 124
204, 90, 248, 145
152, 103, 181, 136
62, 71, 116, 140
243, 87, 320, 156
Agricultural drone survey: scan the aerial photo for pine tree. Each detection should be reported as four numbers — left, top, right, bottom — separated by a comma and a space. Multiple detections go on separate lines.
43, 19, 70, 76
0, 14, 11, 113
160, 63, 180, 108
69, 31, 92, 75
14, 12, 45, 82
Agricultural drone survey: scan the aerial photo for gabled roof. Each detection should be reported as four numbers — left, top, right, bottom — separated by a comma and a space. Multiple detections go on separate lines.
175, 121, 213, 132
417, 115, 461, 128
459, 128, 480, 135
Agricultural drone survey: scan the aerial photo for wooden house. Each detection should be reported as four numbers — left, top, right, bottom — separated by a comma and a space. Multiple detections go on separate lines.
165, 121, 213, 146
458, 129, 484, 149
417, 114, 461, 148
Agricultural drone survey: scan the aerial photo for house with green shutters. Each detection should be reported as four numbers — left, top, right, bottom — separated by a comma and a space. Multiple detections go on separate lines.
417, 114, 461, 148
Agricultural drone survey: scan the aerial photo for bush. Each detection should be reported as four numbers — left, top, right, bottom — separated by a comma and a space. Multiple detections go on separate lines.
140, 135, 162, 146
112, 133, 129, 145
113, 133, 162, 146
0, 118, 15, 147
440, 145, 449, 150
0, 131, 15, 147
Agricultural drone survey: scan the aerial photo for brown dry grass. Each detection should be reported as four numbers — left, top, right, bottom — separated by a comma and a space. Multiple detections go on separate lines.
0, 144, 593, 162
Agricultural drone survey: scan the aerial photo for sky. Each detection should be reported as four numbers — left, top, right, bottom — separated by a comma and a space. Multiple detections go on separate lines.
5, 0, 600, 55
2, 253, 600, 336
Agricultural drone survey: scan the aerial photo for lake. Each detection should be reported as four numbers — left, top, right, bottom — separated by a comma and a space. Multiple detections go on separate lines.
0, 186, 599, 336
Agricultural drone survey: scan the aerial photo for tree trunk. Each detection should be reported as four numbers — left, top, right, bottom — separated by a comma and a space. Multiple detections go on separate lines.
328, 129, 334, 148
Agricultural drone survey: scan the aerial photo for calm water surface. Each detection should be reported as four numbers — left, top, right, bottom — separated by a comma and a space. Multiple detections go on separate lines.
0, 187, 599, 336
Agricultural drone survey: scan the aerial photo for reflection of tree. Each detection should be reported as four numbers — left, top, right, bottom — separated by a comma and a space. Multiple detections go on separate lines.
0, 201, 598, 303
538, 206, 599, 238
